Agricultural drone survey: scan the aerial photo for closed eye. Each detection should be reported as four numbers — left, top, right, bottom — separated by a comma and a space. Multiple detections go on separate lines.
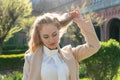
43, 35, 49, 39
52, 31, 57, 37
52, 33, 57, 37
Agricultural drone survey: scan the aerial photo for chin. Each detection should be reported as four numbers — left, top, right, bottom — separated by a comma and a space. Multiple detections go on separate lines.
49, 45, 57, 50
49, 47, 57, 50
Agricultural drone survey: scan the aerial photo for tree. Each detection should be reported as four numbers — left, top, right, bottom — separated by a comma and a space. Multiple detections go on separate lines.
60, 22, 85, 47
0, 0, 32, 54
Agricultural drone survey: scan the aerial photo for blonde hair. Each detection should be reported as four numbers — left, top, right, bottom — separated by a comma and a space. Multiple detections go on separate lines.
28, 12, 74, 53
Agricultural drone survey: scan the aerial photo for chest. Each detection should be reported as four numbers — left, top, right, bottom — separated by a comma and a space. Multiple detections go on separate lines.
29, 48, 78, 80
41, 53, 69, 80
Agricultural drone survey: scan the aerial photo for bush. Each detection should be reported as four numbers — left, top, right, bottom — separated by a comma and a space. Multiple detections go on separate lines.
82, 39, 120, 80
79, 63, 87, 78
2, 49, 27, 55
2, 45, 28, 54
0, 71, 22, 80
2, 45, 28, 50
0, 54, 24, 72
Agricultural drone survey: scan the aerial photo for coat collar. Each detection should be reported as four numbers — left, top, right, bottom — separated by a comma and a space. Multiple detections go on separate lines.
43, 46, 58, 57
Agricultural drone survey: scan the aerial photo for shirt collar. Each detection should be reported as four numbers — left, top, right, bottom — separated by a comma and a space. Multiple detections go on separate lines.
43, 46, 58, 56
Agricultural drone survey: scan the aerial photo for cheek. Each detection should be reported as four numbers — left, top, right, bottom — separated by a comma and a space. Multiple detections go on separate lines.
41, 38, 49, 45
39, 35, 47, 44
55, 36, 59, 43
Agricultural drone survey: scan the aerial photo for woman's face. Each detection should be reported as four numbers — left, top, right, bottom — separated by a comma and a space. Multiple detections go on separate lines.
40, 24, 59, 50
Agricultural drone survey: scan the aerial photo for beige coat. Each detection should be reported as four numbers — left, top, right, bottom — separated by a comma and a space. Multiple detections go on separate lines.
22, 19, 101, 80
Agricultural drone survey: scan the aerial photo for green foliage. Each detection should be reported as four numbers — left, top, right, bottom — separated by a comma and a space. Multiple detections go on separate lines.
19, 17, 36, 37
7, 45, 27, 50
0, 71, 22, 80
2, 45, 28, 54
0, 0, 32, 41
66, 23, 84, 43
60, 23, 84, 47
82, 39, 120, 80
2, 49, 27, 55
0, 54, 24, 71
0, 0, 32, 54
79, 63, 87, 78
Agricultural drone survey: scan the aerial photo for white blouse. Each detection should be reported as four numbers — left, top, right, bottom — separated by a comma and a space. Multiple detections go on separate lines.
41, 46, 69, 80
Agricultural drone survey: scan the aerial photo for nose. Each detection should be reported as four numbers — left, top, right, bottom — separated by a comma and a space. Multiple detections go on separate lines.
49, 37, 55, 43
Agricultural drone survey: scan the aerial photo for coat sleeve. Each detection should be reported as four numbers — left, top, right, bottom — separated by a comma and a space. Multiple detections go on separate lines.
72, 19, 101, 62
22, 53, 30, 80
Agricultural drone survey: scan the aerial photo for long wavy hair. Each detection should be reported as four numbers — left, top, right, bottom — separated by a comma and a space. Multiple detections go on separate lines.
28, 12, 75, 53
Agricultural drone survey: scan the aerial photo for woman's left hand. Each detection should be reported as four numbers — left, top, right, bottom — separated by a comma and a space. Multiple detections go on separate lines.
69, 10, 84, 25
70, 10, 83, 23
69, 10, 92, 29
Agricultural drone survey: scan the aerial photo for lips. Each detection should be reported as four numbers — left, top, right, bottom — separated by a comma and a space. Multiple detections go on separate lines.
49, 43, 56, 46
48, 43, 57, 49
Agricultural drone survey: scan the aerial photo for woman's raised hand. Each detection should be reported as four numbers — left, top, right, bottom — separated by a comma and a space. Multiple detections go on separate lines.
69, 10, 83, 24
69, 10, 92, 29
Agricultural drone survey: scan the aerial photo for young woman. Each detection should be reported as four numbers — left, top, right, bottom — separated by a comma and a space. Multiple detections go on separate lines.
22, 10, 101, 80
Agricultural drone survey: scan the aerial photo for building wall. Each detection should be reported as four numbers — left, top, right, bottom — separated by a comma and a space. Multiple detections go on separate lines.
84, 0, 120, 41
96, 5, 120, 41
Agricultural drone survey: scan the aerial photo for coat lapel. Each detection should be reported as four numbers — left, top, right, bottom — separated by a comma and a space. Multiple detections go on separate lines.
59, 47, 77, 80
29, 46, 43, 80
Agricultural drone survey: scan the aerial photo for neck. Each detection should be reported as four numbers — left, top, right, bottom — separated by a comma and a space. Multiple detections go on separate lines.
44, 45, 57, 50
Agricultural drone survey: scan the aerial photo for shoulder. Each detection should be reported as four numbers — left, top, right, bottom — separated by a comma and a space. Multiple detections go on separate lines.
24, 50, 34, 61
24, 46, 43, 60
61, 45, 76, 59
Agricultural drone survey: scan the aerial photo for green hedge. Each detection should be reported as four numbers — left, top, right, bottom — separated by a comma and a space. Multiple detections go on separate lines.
2, 49, 27, 54
2, 45, 28, 54
82, 39, 120, 80
2, 45, 28, 50
0, 54, 24, 72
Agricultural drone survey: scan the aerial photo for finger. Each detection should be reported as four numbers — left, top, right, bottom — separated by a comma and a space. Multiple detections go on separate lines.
70, 10, 80, 18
